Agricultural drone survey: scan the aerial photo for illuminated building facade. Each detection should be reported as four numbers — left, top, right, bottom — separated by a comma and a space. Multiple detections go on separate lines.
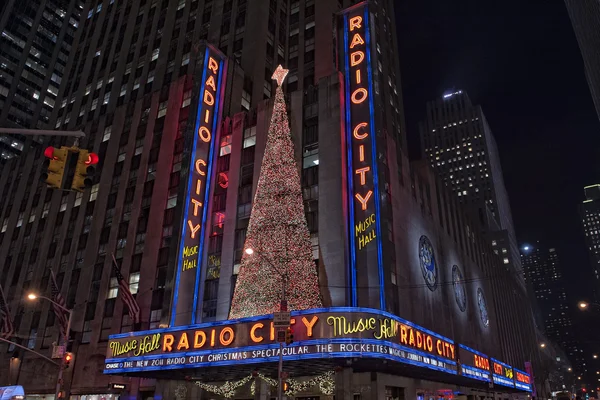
564, 0, 600, 123
0, 0, 82, 161
521, 244, 582, 373
580, 184, 600, 293
0, 0, 540, 399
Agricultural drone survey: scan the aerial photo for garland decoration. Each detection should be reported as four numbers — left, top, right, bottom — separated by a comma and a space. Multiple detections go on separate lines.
196, 371, 335, 398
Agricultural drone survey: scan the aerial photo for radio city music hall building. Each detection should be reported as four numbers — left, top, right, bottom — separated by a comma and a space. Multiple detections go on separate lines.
0, 1, 541, 399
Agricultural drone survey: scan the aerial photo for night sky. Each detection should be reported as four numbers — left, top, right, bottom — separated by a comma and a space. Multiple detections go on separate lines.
396, 0, 600, 302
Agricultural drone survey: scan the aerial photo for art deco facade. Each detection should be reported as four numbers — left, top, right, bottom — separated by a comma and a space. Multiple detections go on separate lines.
0, 1, 541, 399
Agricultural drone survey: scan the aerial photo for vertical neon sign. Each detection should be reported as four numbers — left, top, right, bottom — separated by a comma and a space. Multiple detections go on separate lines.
171, 45, 227, 326
342, 3, 385, 309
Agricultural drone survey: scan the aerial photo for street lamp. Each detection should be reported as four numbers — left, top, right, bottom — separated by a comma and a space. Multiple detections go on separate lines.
579, 377, 582, 380
580, 301, 591, 309
568, 368, 572, 372
540, 343, 546, 348
27, 292, 73, 400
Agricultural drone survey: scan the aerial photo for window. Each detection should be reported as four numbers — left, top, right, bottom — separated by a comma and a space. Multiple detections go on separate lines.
503, 258, 509, 264
107, 277, 119, 298
129, 272, 140, 294
182, 90, 192, 108
243, 126, 256, 148
157, 101, 168, 118
220, 135, 232, 156
90, 184, 100, 201
149, 309, 161, 329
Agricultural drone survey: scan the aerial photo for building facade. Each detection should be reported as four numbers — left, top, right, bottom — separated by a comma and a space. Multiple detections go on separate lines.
0, 1, 539, 399
0, 0, 83, 160
521, 244, 583, 375
580, 184, 600, 294
564, 0, 600, 123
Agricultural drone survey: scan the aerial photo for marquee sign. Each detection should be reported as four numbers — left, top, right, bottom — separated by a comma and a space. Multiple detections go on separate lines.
514, 368, 532, 391
458, 344, 491, 382
105, 308, 456, 375
492, 358, 515, 388
171, 44, 227, 326
341, 1, 385, 309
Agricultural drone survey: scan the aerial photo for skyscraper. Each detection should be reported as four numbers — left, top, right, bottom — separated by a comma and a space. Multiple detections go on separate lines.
564, 0, 600, 122
0, 0, 541, 398
580, 184, 600, 293
0, 0, 83, 160
420, 91, 521, 277
521, 244, 582, 373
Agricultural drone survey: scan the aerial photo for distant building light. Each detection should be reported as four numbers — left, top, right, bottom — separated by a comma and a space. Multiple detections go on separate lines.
443, 90, 463, 99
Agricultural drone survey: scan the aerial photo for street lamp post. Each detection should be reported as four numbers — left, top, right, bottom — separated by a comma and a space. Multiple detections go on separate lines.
244, 247, 288, 400
28, 293, 73, 400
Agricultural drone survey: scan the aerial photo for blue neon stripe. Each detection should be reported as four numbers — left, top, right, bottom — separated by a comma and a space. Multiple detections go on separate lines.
170, 49, 211, 326
459, 343, 489, 359
343, 15, 358, 307
191, 58, 225, 324
363, 5, 385, 310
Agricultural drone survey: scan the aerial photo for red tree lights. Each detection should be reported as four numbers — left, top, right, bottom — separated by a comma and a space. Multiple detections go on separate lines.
229, 65, 322, 319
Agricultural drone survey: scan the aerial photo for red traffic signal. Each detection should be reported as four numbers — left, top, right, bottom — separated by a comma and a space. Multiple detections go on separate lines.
44, 146, 57, 160
85, 152, 99, 165
64, 352, 73, 369
285, 327, 294, 345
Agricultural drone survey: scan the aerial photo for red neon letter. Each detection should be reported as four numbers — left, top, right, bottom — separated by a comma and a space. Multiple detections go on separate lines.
350, 51, 364, 67
353, 122, 369, 139
350, 33, 365, 49
359, 145, 365, 161
356, 69, 361, 84
355, 191, 373, 210
208, 57, 219, 74
349, 16, 362, 32
194, 331, 206, 348
195, 159, 207, 175
351, 88, 368, 104
355, 166, 370, 185
198, 126, 211, 142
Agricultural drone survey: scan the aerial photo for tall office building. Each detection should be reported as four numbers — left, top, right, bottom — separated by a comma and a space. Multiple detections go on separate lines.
420, 91, 522, 284
521, 244, 582, 373
564, 0, 600, 122
580, 184, 600, 293
0, 1, 541, 399
0, 0, 83, 160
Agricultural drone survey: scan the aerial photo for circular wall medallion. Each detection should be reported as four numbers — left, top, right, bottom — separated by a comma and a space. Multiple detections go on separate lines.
452, 265, 467, 312
418, 235, 438, 291
477, 288, 490, 327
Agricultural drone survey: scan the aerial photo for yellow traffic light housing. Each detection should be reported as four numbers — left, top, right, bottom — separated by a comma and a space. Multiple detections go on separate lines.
41, 147, 68, 189
285, 327, 294, 345
71, 149, 98, 192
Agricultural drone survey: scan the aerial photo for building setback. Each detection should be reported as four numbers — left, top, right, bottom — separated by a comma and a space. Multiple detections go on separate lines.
0, 0, 541, 399
564, 0, 600, 123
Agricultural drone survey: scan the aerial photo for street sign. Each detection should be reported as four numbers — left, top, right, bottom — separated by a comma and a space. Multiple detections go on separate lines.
277, 330, 286, 343
52, 345, 65, 359
273, 311, 291, 328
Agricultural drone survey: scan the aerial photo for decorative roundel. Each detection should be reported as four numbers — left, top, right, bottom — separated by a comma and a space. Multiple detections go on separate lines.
452, 265, 467, 312
418, 235, 438, 291
477, 288, 490, 327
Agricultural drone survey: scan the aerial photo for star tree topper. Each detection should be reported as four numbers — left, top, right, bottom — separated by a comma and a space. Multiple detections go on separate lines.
271, 65, 289, 87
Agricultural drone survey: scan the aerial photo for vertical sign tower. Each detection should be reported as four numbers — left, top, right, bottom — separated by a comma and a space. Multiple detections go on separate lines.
339, 2, 385, 309
171, 44, 228, 326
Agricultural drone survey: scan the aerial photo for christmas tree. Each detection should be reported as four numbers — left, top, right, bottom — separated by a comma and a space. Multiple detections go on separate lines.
229, 66, 322, 319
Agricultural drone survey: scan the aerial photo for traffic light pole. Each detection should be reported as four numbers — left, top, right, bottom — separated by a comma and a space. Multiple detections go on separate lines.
278, 277, 286, 400
0, 128, 85, 137
55, 309, 72, 400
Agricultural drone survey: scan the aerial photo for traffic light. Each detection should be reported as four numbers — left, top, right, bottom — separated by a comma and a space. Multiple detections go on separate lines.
57, 391, 66, 399
64, 352, 73, 369
285, 327, 294, 345
282, 382, 289, 392
41, 147, 68, 189
71, 149, 98, 192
